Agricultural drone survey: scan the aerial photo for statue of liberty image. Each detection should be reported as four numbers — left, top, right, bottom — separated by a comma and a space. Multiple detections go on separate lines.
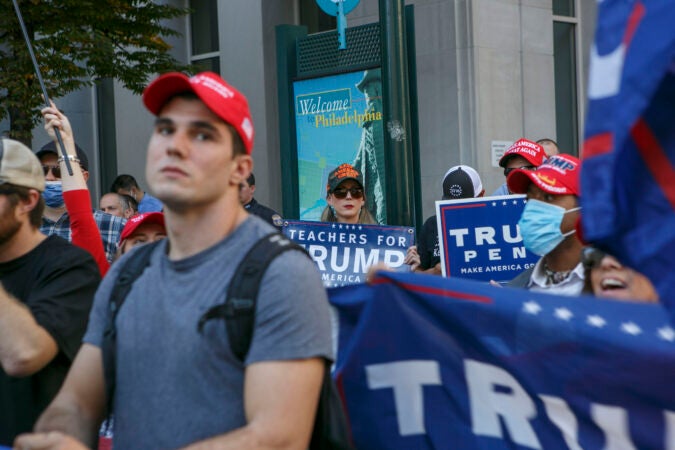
352, 69, 386, 224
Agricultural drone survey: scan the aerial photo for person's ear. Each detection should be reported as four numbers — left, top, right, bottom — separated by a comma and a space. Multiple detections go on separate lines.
18, 190, 41, 217
478, 189, 485, 197
231, 154, 253, 187
82, 170, 90, 182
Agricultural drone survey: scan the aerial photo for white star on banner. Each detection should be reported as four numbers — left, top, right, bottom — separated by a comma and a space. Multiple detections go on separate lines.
621, 322, 642, 336
587, 315, 606, 328
338, 224, 343, 229
523, 301, 541, 315
658, 326, 675, 342
332, 224, 336, 229
555, 308, 573, 321
512, 200, 518, 205
492, 202, 497, 206
358, 225, 362, 230
502, 201, 507, 206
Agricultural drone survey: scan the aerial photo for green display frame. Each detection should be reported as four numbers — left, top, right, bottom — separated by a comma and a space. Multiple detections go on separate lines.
276, 5, 421, 228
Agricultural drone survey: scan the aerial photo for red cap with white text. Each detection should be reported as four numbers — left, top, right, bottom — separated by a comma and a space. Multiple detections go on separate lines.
142, 72, 254, 154
119, 212, 166, 243
507, 153, 581, 196
499, 138, 546, 168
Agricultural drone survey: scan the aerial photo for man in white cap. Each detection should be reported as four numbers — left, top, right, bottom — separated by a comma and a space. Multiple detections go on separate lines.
405, 165, 485, 274
19, 72, 332, 450
0, 139, 100, 446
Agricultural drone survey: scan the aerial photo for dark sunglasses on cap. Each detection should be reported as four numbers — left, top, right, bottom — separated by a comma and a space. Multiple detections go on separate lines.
504, 165, 536, 177
581, 247, 607, 270
42, 164, 61, 178
331, 187, 364, 199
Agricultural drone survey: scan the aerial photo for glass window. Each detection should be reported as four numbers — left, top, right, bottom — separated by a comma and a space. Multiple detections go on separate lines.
553, 0, 575, 17
190, 0, 219, 55
191, 56, 220, 74
553, 21, 578, 154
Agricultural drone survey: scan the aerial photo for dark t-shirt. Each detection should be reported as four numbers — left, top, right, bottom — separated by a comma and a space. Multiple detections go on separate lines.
418, 215, 440, 270
244, 198, 282, 229
0, 235, 101, 445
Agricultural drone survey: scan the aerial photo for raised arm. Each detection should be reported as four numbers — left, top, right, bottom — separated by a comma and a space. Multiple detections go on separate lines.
15, 344, 108, 449
180, 358, 324, 450
41, 103, 109, 276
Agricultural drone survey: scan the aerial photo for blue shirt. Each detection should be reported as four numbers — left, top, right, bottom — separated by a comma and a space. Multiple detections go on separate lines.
491, 183, 510, 196
41, 211, 126, 263
138, 193, 163, 213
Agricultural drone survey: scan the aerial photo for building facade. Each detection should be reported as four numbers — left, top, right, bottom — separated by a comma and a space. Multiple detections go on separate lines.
20, 0, 596, 223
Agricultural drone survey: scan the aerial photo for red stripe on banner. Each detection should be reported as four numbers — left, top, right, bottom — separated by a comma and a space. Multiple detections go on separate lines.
582, 132, 614, 159
441, 203, 488, 210
371, 276, 492, 304
334, 374, 355, 444
441, 212, 452, 275
623, 1, 646, 46
631, 118, 675, 210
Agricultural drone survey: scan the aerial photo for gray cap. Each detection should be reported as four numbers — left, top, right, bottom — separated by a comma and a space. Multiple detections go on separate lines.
0, 139, 46, 192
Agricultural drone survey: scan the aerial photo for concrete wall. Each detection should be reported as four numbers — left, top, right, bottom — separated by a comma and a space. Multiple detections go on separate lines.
346, 0, 557, 219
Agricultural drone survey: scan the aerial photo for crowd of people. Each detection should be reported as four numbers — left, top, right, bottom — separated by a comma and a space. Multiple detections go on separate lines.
0, 70, 662, 450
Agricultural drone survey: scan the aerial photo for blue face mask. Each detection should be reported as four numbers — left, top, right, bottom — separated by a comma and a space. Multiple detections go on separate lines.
518, 199, 581, 256
43, 181, 64, 208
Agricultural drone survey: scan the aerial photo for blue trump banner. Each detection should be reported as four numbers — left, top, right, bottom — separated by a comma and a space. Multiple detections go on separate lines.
283, 220, 414, 287
329, 272, 675, 449
581, 0, 675, 308
436, 195, 539, 282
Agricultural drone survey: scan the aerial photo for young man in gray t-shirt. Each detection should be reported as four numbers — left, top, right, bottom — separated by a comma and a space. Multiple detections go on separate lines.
17, 72, 333, 450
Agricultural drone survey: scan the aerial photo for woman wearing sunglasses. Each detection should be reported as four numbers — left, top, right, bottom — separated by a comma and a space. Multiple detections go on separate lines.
320, 163, 376, 224
581, 247, 659, 303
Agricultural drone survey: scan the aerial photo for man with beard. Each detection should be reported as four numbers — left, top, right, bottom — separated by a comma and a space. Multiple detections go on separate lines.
0, 139, 100, 446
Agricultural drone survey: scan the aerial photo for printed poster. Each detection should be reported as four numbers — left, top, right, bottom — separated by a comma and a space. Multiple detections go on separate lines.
293, 69, 387, 224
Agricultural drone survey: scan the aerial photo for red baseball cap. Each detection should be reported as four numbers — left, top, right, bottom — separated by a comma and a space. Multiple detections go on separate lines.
119, 212, 166, 243
507, 153, 581, 196
142, 72, 254, 154
499, 138, 546, 168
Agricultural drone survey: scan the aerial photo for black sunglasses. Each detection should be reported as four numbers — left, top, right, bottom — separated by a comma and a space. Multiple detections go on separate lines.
504, 165, 536, 177
42, 164, 61, 178
581, 247, 607, 270
332, 187, 364, 199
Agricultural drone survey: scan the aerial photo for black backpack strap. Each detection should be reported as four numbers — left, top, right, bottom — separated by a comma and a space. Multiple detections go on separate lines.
101, 241, 161, 411
197, 232, 307, 361
195, 232, 354, 449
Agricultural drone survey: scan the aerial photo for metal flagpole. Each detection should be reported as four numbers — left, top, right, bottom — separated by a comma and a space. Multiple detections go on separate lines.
11, 0, 73, 176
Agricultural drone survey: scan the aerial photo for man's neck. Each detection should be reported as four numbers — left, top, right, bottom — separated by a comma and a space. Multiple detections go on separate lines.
43, 205, 67, 222
544, 237, 583, 273
164, 196, 249, 261
0, 226, 47, 263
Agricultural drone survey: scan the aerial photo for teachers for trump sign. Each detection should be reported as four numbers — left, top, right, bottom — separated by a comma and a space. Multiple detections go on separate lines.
283, 220, 414, 287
